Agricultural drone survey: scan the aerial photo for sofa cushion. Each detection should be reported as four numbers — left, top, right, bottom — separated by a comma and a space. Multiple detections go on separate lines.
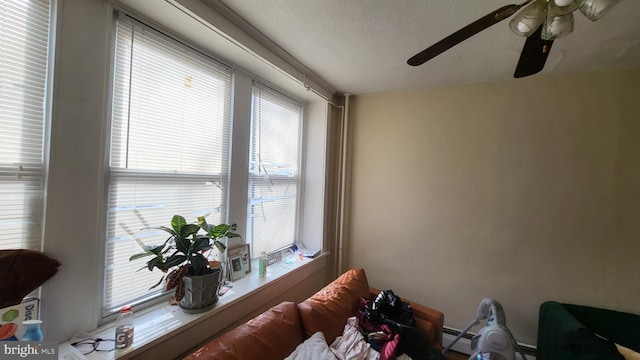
184, 301, 303, 360
565, 303, 640, 352
297, 268, 370, 343
538, 301, 640, 360
563, 328, 624, 360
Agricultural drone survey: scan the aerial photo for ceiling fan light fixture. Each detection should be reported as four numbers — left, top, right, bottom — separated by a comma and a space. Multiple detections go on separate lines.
542, 13, 575, 40
509, 0, 547, 37
578, 0, 621, 21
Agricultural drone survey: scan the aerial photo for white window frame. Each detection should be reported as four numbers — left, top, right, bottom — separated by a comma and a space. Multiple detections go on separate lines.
102, 13, 311, 317
247, 81, 304, 259
0, 0, 55, 252
104, 14, 234, 316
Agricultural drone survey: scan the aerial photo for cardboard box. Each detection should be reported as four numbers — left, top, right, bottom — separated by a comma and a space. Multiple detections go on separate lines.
0, 298, 39, 341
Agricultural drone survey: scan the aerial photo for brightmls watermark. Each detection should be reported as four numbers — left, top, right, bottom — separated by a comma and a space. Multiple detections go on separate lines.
1, 342, 57, 359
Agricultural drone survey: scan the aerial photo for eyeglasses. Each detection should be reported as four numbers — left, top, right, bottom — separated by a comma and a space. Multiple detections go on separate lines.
71, 338, 116, 355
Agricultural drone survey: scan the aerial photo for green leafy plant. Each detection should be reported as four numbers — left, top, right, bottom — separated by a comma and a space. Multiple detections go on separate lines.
129, 215, 240, 303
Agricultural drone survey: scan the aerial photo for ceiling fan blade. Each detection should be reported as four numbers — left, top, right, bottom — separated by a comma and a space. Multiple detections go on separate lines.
407, 3, 526, 66
513, 25, 554, 78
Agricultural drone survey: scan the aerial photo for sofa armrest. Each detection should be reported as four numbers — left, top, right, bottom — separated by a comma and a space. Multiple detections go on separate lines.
537, 301, 587, 360
369, 286, 444, 350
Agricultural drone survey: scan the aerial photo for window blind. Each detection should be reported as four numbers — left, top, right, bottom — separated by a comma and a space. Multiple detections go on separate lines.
105, 15, 232, 314
249, 82, 302, 258
0, 0, 51, 250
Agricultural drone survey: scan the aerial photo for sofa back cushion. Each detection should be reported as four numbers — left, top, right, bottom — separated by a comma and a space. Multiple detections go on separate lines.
297, 268, 370, 343
184, 301, 303, 360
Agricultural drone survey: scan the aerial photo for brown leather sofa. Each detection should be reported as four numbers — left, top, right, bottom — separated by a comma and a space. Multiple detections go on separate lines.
184, 268, 444, 359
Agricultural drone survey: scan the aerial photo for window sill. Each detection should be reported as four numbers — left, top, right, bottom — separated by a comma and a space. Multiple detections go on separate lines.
59, 252, 328, 360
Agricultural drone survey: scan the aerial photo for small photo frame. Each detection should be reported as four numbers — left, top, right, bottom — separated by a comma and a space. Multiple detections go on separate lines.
229, 255, 245, 281
228, 244, 251, 275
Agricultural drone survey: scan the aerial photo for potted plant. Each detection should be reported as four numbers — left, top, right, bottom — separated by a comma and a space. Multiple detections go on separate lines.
129, 215, 240, 313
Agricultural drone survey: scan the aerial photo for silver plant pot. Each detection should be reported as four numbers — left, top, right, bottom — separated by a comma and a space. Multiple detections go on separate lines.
179, 269, 222, 314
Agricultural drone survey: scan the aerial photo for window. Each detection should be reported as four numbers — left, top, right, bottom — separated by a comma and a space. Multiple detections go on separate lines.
0, 0, 52, 250
105, 15, 232, 315
248, 82, 303, 258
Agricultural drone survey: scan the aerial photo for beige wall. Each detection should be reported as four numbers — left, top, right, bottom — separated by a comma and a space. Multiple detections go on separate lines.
348, 68, 640, 345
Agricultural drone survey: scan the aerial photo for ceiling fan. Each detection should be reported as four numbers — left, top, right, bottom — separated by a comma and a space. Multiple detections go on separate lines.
407, 0, 621, 78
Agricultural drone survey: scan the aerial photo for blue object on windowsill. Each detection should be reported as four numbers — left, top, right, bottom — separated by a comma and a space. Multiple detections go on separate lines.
23, 320, 44, 341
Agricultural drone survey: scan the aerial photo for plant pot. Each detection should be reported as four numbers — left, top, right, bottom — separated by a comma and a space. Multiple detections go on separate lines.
179, 269, 222, 314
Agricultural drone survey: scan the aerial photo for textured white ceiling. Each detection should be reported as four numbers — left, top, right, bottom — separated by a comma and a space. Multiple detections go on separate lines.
216, 0, 640, 95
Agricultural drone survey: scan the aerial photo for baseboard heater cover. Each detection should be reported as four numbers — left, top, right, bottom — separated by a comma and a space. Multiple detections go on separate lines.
442, 326, 537, 360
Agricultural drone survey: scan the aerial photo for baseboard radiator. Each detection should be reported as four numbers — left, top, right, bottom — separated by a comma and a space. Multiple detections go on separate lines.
442, 326, 537, 360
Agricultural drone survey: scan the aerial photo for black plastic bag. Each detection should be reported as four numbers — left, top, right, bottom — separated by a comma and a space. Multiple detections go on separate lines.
365, 290, 444, 360
366, 290, 416, 327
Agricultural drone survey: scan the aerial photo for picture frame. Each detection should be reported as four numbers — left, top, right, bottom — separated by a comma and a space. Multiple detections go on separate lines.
228, 244, 251, 275
229, 255, 245, 281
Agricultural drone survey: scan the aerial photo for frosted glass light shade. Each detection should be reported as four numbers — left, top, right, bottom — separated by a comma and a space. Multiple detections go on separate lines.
509, 0, 547, 37
579, 0, 621, 20
542, 13, 575, 40
548, 0, 583, 16
554, 0, 575, 6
